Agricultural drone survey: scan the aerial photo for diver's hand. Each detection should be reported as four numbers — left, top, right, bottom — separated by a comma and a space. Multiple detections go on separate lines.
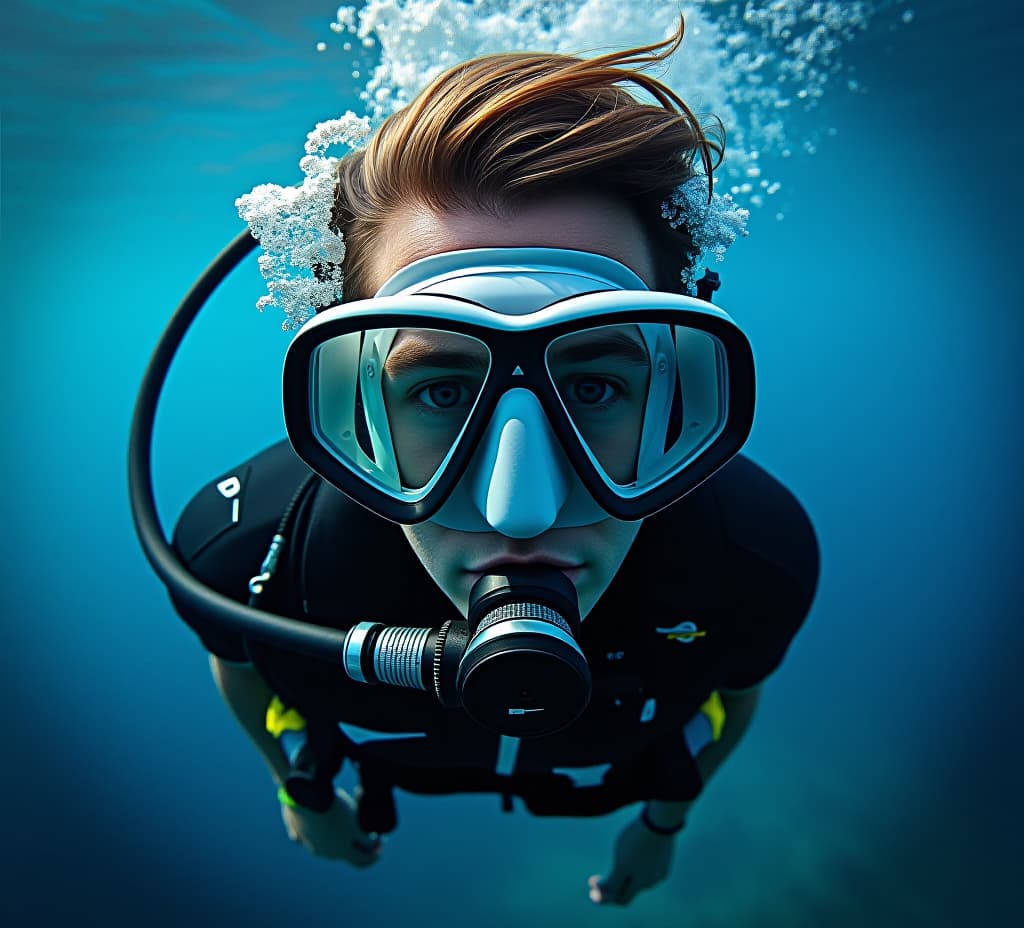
280, 786, 383, 868
588, 815, 677, 905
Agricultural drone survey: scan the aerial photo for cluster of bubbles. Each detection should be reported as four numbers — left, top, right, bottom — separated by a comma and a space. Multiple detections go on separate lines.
235, 113, 370, 328
662, 175, 750, 293
241, 0, 910, 328
328, 1, 911, 189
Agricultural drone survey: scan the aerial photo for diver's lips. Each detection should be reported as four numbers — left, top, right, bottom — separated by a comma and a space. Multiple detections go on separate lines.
464, 557, 585, 584
467, 555, 581, 573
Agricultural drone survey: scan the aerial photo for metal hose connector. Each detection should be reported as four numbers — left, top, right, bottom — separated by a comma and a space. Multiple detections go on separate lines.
372, 625, 430, 690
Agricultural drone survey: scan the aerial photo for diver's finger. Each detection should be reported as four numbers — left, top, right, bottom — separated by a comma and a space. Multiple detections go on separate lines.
589, 873, 632, 906
351, 832, 382, 855
588, 874, 617, 905
348, 835, 384, 868
351, 830, 384, 865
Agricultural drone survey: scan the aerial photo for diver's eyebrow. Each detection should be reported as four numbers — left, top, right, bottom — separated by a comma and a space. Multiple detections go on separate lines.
549, 330, 651, 366
383, 339, 489, 378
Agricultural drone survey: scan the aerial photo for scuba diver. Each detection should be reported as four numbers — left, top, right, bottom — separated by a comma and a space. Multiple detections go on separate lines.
130, 20, 819, 907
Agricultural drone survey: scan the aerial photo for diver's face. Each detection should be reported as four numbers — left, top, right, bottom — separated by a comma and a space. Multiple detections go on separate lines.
366, 193, 656, 618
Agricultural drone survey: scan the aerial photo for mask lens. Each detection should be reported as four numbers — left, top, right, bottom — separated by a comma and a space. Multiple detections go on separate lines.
311, 327, 490, 496
546, 323, 729, 493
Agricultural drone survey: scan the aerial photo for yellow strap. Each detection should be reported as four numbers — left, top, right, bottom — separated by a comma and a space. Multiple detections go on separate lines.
699, 691, 726, 742
265, 696, 307, 738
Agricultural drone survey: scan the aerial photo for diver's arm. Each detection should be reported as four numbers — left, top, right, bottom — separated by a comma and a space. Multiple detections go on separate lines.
645, 682, 763, 830
589, 683, 763, 904
209, 656, 384, 866
208, 655, 291, 786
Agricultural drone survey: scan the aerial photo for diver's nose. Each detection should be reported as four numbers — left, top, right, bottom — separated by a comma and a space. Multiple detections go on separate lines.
469, 388, 570, 538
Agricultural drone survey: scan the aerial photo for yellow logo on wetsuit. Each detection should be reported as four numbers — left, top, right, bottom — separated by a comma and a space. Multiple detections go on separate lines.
655, 620, 707, 644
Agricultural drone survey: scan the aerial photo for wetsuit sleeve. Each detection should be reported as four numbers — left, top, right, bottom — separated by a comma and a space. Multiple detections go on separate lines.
712, 459, 821, 690
170, 441, 313, 662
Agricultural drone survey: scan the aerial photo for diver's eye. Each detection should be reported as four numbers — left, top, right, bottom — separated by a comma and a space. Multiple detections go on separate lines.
568, 377, 617, 405
416, 380, 468, 409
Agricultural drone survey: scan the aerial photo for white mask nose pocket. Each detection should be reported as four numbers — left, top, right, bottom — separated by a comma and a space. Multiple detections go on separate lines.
468, 389, 571, 538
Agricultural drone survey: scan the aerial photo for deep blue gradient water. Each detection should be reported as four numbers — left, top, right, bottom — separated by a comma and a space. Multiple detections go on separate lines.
3, 2, 1022, 925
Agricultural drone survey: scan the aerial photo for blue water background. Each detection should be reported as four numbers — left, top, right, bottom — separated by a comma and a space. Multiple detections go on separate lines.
3, 1, 1021, 925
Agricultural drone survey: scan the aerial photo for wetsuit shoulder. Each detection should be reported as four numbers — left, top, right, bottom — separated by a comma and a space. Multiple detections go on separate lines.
707, 455, 820, 688
171, 440, 314, 661
710, 456, 819, 598
606, 454, 820, 691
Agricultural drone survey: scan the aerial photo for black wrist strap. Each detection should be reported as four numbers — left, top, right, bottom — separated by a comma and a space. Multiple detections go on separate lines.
641, 805, 686, 836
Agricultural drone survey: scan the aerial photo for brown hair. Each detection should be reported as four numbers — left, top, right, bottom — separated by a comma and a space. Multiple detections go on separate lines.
332, 16, 723, 299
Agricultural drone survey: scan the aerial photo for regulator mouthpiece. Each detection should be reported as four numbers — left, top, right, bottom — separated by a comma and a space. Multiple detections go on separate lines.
341, 567, 590, 737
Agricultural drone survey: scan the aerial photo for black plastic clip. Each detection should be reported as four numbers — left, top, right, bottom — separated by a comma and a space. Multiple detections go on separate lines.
695, 269, 722, 303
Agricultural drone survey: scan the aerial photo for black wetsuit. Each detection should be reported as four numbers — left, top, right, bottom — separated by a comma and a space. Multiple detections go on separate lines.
172, 440, 819, 820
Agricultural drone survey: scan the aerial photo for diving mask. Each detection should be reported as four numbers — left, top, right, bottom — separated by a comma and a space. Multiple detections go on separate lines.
283, 247, 755, 533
